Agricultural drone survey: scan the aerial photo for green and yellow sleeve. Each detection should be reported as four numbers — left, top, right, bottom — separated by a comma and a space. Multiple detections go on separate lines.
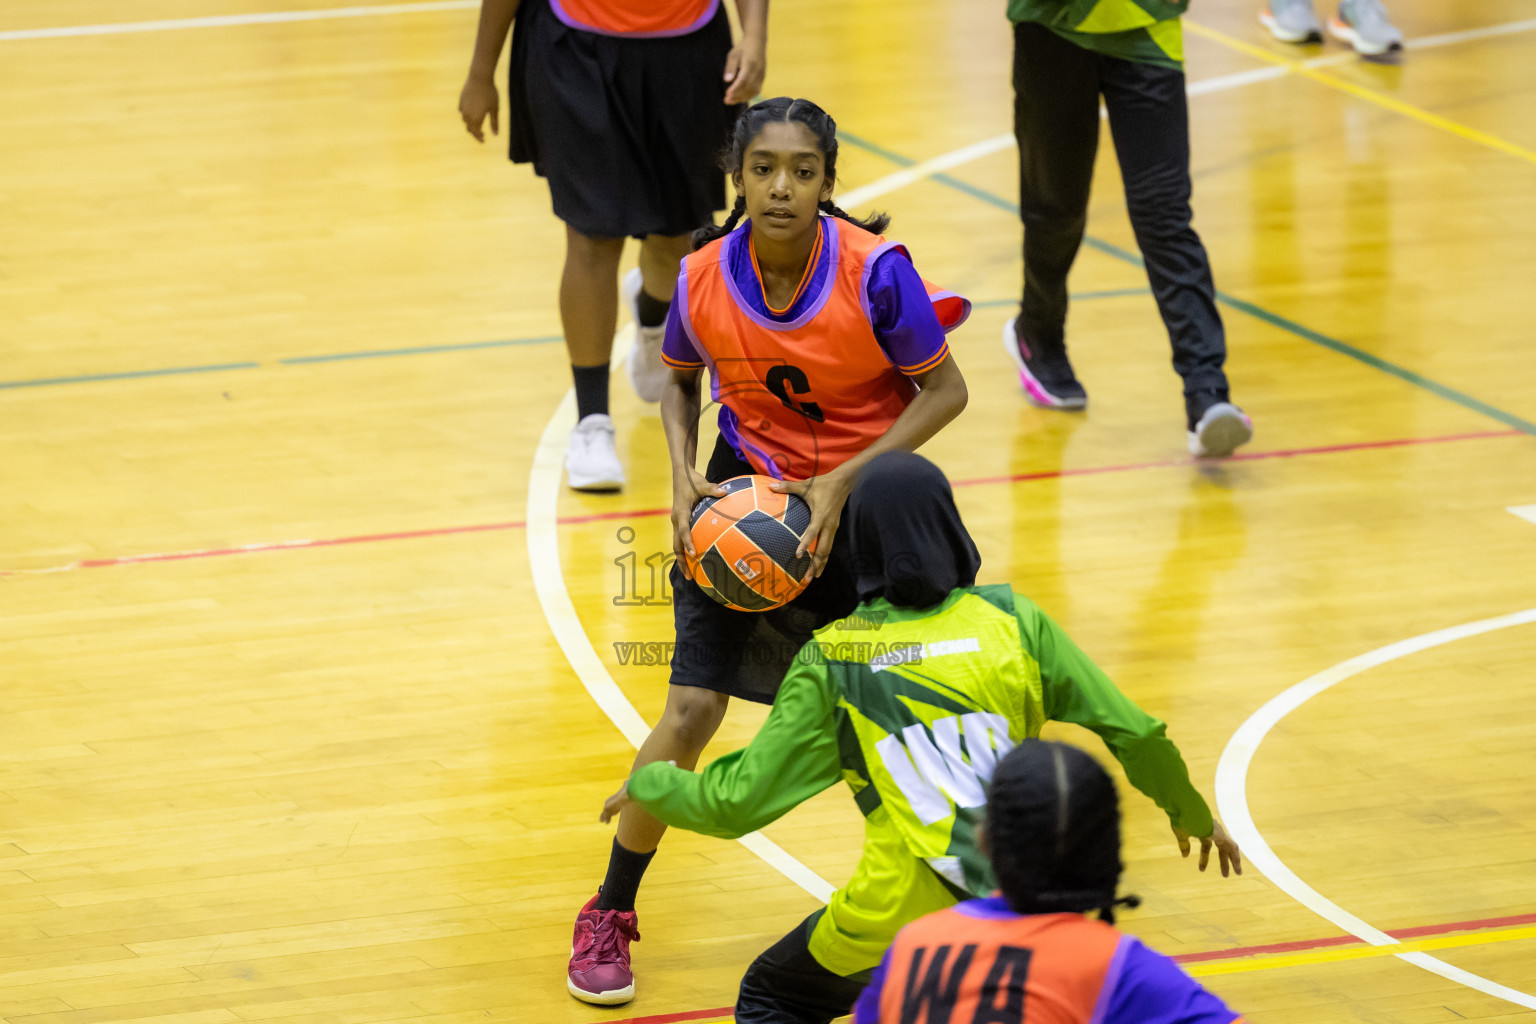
625, 656, 844, 839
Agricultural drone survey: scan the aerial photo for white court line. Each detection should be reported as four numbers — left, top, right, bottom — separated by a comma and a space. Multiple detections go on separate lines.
1410, 17, 1536, 51
839, 19, 1536, 209
836, 58, 1336, 209
840, 135, 1014, 209
836, 52, 1377, 208
0, 0, 474, 41
1508, 504, 1536, 526
7, 4, 1534, 55
514, 2, 1536, 956
838, 63, 1334, 209
1215, 608, 1536, 1009
526, 338, 835, 904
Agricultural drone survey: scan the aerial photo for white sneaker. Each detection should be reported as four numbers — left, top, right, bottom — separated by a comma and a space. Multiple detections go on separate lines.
566, 414, 625, 492
622, 268, 671, 404
1260, 0, 1323, 43
1329, 0, 1402, 56
1187, 403, 1254, 458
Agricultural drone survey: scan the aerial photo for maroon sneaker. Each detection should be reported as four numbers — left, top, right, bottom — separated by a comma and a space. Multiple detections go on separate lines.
567, 892, 640, 1005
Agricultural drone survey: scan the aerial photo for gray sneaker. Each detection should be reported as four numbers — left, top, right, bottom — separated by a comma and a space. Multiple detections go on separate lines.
1260, 0, 1323, 43
1187, 403, 1253, 459
1329, 0, 1402, 56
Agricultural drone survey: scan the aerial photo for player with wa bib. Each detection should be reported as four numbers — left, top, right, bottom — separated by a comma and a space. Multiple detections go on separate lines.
601, 452, 1243, 1023
567, 98, 972, 1005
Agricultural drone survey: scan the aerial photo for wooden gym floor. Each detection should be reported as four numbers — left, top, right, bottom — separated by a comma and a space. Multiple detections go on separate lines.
3, 0, 1535, 1021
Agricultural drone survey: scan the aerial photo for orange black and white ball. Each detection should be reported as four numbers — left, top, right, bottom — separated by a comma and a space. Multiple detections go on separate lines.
686, 475, 815, 612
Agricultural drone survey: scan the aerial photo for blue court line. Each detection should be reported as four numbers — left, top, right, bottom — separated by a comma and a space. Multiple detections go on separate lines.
279, 335, 564, 364
970, 290, 1147, 309
840, 131, 1536, 437
0, 362, 260, 390
0, 336, 567, 390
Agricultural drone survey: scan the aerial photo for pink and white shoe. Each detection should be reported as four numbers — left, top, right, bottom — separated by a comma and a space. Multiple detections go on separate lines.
567, 892, 640, 1005
1002, 317, 1087, 410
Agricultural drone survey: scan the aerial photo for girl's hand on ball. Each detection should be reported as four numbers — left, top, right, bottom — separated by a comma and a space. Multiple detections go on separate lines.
772, 469, 852, 578
671, 468, 726, 579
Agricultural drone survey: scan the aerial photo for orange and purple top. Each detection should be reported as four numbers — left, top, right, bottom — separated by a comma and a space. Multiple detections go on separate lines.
548, 0, 719, 37
662, 215, 970, 481
855, 898, 1245, 1024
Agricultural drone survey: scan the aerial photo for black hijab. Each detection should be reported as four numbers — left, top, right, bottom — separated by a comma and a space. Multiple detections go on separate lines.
845, 451, 982, 609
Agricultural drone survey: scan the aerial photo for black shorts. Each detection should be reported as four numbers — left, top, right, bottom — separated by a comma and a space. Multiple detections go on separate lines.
507, 0, 738, 239
736, 910, 870, 1024
669, 438, 860, 704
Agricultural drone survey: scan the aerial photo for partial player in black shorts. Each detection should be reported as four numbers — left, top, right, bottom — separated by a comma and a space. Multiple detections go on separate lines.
458, 0, 768, 492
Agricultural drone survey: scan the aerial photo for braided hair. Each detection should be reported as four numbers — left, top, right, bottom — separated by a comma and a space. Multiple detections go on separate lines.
986, 740, 1141, 925
692, 97, 891, 251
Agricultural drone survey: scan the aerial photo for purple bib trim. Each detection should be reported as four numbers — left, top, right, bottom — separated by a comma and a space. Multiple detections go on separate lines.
547, 0, 720, 38
721, 216, 841, 332
926, 290, 973, 334
675, 269, 707, 364
1088, 936, 1133, 1024
953, 896, 1022, 921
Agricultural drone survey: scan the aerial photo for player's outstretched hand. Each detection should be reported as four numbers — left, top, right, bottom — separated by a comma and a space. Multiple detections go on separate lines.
458, 73, 499, 142
722, 33, 766, 105
599, 780, 632, 824
1173, 818, 1243, 877
772, 468, 852, 579
672, 468, 728, 580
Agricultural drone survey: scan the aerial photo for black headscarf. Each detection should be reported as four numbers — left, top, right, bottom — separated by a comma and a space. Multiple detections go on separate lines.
845, 451, 981, 609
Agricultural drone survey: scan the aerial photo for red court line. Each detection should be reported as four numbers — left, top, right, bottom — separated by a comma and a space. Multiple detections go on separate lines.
1172, 934, 1359, 963
1388, 910, 1536, 940
948, 428, 1522, 489
595, 1009, 734, 1024
588, 910, 1536, 1024
2, 428, 1522, 578
1164, 908, 1536, 963
563, 506, 669, 526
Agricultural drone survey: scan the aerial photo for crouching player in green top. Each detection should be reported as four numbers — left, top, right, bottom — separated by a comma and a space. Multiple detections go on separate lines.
600, 451, 1242, 1024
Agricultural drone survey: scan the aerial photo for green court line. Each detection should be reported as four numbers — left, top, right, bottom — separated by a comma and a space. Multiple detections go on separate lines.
970, 290, 1147, 308
839, 130, 1536, 437
280, 335, 564, 364
0, 336, 566, 390
0, 362, 261, 389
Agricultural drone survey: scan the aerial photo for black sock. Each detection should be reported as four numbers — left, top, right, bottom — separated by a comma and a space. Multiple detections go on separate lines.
594, 838, 655, 912
573, 363, 609, 421
636, 288, 671, 328
1185, 388, 1230, 430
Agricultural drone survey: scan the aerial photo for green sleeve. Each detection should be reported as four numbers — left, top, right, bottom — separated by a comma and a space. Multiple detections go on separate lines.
625, 654, 843, 840
1018, 594, 1214, 836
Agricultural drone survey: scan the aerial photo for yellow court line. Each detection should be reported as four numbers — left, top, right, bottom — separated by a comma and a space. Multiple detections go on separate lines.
647, 926, 1536, 1023
1186, 923, 1536, 978
674, 925, 1536, 1022
1184, 20, 1536, 167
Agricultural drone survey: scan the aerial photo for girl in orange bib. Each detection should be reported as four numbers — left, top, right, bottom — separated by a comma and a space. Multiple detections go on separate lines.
567, 97, 972, 1006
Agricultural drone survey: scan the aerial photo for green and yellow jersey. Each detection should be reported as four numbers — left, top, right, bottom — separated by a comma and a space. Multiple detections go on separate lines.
1008, 0, 1188, 69
627, 584, 1212, 975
